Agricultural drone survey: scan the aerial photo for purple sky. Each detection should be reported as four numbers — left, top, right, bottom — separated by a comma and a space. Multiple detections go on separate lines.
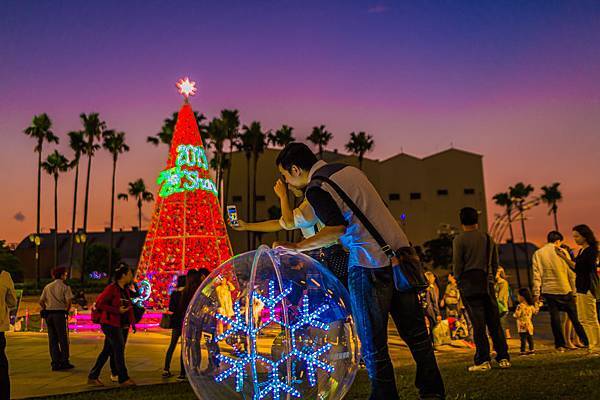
1, 0, 599, 246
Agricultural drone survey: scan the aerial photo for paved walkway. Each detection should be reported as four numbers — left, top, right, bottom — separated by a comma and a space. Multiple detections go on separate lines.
7, 314, 557, 399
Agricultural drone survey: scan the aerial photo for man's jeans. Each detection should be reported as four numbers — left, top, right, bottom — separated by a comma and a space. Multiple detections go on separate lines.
462, 289, 509, 365
349, 265, 445, 400
46, 311, 69, 368
0, 332, 9, 400
543, 293, 588, 348
89, 325, 130, 383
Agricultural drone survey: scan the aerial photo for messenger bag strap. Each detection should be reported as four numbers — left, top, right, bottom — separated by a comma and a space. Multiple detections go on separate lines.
312, 176, 396, 259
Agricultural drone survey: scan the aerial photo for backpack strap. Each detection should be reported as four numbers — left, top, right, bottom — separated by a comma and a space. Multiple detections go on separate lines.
312, 175, 396, 260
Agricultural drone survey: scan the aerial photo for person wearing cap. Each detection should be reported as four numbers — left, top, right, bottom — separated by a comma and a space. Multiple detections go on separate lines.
40, 267, 74, 371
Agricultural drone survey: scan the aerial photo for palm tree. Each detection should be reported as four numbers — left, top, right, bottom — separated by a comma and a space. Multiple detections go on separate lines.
247, 123, 267, 247
221, 109, 240, 207
206, 117, 228, 202
541, 183, 562, 231
268, 125, 295, 148
41, 151, 70, 269
509, 182, 535, 288
235, 125, 259, 250
307, 125, 333, 158
493, 192, 522, 289
118, 179, 154, 230
345, 131, 374, 169
102, 130, 130, 274
147, 111, 207, 147
66, 130, 86, 270
23, 113, 59, 288
80, 113, 105, 282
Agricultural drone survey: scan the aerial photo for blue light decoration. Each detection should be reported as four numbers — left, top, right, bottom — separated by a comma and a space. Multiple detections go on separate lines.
213, 279, 334, 400
132, 279, 152, 308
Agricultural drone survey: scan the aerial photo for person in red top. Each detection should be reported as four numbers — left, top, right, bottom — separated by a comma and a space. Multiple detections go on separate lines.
87, 264, 136, 387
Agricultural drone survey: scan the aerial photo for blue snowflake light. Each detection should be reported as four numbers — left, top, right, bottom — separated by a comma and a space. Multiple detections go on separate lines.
213, 279, 334, 400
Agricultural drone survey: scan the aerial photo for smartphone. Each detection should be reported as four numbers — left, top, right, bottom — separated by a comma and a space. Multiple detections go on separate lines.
227, 205, 239, 226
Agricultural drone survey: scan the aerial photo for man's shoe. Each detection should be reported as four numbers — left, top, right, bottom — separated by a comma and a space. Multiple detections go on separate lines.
162, 369, 173, 378
468, 361, 491, 372
177, 374, 187, 382
498, 359, 511, 369
87, 378, 104, 387
526, 350, 535, 355
120, 379, 136, 387
63, 363, 75, 370
110, 374, 118, 383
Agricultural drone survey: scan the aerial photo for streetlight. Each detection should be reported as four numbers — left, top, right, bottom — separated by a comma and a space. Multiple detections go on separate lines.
75, 230, 87, 283
29, 234, 42, 289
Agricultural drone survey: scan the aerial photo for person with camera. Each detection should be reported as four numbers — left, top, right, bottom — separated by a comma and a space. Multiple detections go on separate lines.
1, 268, 17, 400
87, 264, 136, 387
271, 143, 444, 400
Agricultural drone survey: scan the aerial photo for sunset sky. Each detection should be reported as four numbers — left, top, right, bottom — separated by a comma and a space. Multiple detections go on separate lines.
1, 0, 599, 247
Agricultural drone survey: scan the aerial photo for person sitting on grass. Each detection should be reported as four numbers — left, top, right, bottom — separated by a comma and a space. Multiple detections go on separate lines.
514, 288, 538, 355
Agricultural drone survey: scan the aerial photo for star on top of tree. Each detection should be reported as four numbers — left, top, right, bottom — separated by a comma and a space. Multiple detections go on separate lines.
176, 77, 197, 100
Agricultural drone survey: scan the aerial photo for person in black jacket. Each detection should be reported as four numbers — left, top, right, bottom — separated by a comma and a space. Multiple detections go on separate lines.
162, 269, 208, 380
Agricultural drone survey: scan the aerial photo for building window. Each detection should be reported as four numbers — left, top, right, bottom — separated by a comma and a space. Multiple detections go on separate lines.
464, 188, 475, 195
410, 192, 421, 200
255, 195, 266, 202
232, 195, 242, 202
389, 193, 400, 201
437, 189, 449, 196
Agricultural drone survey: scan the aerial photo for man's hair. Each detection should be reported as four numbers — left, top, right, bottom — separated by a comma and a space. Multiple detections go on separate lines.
547, 231, 563, 243
275, 143, 318, 172
52, 267, 66, 279
459, 207, 478, 226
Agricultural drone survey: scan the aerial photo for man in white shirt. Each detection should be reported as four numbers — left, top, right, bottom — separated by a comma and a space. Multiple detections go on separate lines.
40, 267, 74, 370
532, 231, 588, 350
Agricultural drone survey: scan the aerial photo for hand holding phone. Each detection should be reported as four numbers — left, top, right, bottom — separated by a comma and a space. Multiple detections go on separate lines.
227, 205, 239, 227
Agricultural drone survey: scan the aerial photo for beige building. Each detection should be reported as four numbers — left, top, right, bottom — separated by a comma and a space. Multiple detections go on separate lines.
223, 147, 487, 253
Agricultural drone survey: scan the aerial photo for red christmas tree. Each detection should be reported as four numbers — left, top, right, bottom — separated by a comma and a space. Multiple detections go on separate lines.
137, 78, 233, 308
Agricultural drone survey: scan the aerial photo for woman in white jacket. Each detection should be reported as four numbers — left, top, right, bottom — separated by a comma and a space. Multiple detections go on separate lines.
1, 269, 17, 400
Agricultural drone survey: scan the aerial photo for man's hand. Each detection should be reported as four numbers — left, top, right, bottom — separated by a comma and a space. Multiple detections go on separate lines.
274, 179, 288, 199
229, 219, 248, 231
272, 241, 299, 251
119, 305, 131, 314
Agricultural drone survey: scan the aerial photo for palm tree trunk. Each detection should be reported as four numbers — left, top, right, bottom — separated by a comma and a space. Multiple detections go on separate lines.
36, 145, 42, 289
53, 175, 58, 269
108, 157, 116, 277
252, 154, 259, 248
507, 213, 522, 289
519, 209, 532, 288
553, 205, 559, 232
68, 160, 79, 271
246, 155, 251, 251
224, 144, 233, 211
138, 199, 142, 230
81, 152, 93, 283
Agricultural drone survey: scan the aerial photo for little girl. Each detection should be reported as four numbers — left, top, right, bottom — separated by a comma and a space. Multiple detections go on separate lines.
513, 287, 537, 355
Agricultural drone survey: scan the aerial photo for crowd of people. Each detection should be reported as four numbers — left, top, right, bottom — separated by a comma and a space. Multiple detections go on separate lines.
0, 142, 599, 400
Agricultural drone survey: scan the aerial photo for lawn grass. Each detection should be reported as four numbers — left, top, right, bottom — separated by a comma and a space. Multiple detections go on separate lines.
42, 350, 600, 400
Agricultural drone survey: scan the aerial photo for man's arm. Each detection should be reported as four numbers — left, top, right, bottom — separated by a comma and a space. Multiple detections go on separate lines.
532, 251, 542, 299
231, 219, 283, 233
274, 179, 295, 229
4, 272, 17, 309
452, 237, 464, 280
274, 186, 347, 250
39, 286, 47, 310
490, 239, 499, 278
